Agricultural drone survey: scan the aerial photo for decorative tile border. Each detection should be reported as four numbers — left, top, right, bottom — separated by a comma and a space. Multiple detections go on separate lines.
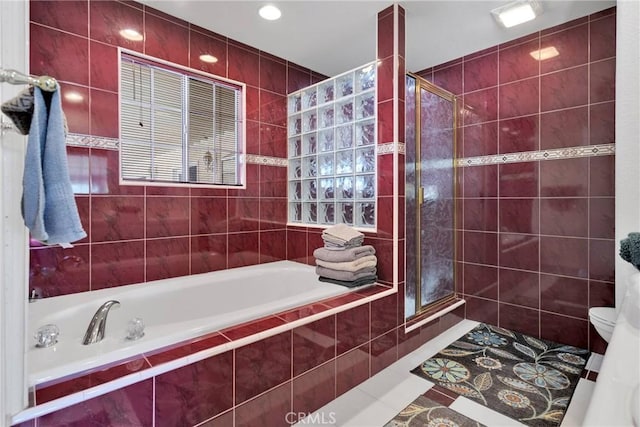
66, 133, 119, 150
245, 154, 287, 167
456, 143, 615, 167
377, 142, 405, 155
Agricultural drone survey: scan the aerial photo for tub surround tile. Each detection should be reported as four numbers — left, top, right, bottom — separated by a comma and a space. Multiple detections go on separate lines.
499, 198, 539, 234
433, 63, 462, 96
91, 241, 145, 290
145, 15, 190, 65
464, 296, 499, 325
293, 316, 336, 376
221, 316, 287, 342
540, 158, 588, 197
463, 87, 497, 125
293, 361, 336, 416
370, 293, 398, 337
462, 198, 497, 231
155, 351, 233, 426
145, 237, 190, 281
540, 198, 588, 237
463, 263, 498, 300
90, 148, 144, 196
190, 234, 228, 274
227, 232, 259, 268
234, 382, 292, 427
145, 333, 230, 367
463, 121, 498, 158
336, 303, 371, 355
259, 230, 287, 264
191, 197, 228, 235
146, 197, 190, 238
276, 302, 332, 322
463, 52, 497, 92
30, 245, 90, 297
370, 329, 398, 376
336, 343, 371, 397
499, 77, 539, 119
540, 236, 588, 278
91, 196, 145, 242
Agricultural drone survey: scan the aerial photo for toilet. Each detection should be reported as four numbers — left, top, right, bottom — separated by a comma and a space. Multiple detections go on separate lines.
589, 306, 617, 343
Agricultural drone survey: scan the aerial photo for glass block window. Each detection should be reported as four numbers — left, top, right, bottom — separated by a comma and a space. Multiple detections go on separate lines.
287, 62, 376, 228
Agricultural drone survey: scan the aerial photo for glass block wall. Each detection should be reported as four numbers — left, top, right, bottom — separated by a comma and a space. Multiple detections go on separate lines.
287, 62, 377, 228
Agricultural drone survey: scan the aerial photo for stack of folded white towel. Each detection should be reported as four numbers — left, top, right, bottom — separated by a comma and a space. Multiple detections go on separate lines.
314, 223, 377, 287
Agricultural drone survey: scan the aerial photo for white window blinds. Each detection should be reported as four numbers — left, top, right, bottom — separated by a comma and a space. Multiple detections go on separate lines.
120, 54, 243, 186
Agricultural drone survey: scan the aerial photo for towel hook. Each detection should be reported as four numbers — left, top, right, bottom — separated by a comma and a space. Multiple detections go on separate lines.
0, 68, 57, 92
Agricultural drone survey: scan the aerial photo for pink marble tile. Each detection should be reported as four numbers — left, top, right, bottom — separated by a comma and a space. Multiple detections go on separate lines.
90, 148, 144, 196
540, 198, 588, 237
293, 361, 336, 417
235, 382, 292, 427
277, 303, 332, 322
259, 230, 287, 264
540, 158, 588, 197
31, 0, 88, 36
227, 232, 259, 268
191, 234, 227, 274
590, 14, 616, 61
66, 146, 90, 195
144, 13, 189, 66
260, 165, 287, 198
31, 24, 89, 86
145, 237, 190, 281
143, 4, 189, 26
463, 121, 498, 157
589, 238, 615, 282
336, 343, 370, 397
370, 293, 398, 338
498, 39, 539, 84
89, 41, 118, 92
260, 90, 287, 127
260, 55, 286, 95
146, 186, 189, 196
589, 198, 615, 239
368, 237, 393, 283
499, 77, 539, 119
499, 198, 539, 234
36, 356, 151, 404
259, 198, 287, 231
90, 89, 118, 138
91, 241, 144, 290
293, 316, 336, 376
499, 233, 540, 271
463, 263, 498, 299
590, 58, 616, 103
464, 295, 498, 325
286, 229, 307, 264
463, 231, 498, 266
189, 29, 227, 76
499, 303, 539, 338
433, 63, 463, 96
463, 198, 497, 231
145, 333, 230, 366
499, 32, 539, 50
38, 380, 152, 425
377, 100, 394, 144
287, 64, 311, 94
377, 10, 394, 60
590, 156, 615, 197
589, 280, 615, 308
499, 161, 539, 198
462, 87, 497, 125
245, 86, 260, 122
60, 84, 89, 134
260, 123, 287, 158
541, 65, 588, 112
541, 16, 588, 36
146, 197, 190, 238
199, 409, 233, 427
89, 1, 144, 51
91, 196, 144, 242
227, 198, 259, 232
540, 106, 588, 149
540, 274, 588, 319
464, 52, 497, 92
499, 268, 539, 309
540, 312, 588, 348
73, 196, 90, 244
540, 236, 588, 278
235, 332, 291, 404
336, 303, 370, 355
320, 290, 364, 309
228, 44, 259, 87
377, 56, 394, 103
540, 24, 588, 73
155, 351, 233, 426
463, 165, 498, 198
191, 197, 228, 234
589, 101, 615, 146
371, 329, 397, 376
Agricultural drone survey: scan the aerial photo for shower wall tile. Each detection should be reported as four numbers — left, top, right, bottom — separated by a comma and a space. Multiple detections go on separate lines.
414, 7, 616, 352
30, 0, 88, 37
31, 24, 89, 86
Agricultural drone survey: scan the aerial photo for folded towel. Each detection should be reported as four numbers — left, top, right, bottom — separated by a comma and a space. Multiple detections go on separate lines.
314, 245, 375, 262
315, 255, 377, 272
22, 87, 86, 245
323, 239, 365, 250
316, 265, 376, 282
322, 223, 364, 243
319, 275, 377, 288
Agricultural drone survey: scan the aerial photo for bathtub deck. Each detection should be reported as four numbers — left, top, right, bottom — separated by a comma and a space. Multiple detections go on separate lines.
296, 319, 602, 427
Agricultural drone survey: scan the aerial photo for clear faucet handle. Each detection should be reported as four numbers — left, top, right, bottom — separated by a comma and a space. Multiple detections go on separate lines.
35, 324, 59, 348
126, 318, 145, 341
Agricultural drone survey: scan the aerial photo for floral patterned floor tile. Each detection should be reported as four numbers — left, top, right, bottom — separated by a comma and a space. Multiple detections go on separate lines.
384, 395, 486, 427
411, 323, 590, 427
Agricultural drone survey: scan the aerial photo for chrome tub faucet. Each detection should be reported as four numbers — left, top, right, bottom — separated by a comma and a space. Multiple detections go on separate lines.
82, 300, 120, 345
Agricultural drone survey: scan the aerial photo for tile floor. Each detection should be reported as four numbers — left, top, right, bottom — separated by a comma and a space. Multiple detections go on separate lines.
296, 319, 603, 427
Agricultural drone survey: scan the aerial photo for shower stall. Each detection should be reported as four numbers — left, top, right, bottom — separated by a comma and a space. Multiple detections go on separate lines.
405, 74, 458, 318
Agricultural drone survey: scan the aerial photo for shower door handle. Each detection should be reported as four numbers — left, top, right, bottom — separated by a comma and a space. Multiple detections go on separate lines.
418, 186, 425, 205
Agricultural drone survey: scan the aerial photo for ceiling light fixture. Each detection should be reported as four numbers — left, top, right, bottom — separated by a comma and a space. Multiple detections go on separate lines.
119, 28, 143, 41
259, 4, 281, 21
491, 0, 542, 28
530, 46, 559, 61
199, 54, 219, 64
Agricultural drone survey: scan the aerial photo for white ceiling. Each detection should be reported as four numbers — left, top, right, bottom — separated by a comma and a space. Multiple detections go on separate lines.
143, 0, 615, 77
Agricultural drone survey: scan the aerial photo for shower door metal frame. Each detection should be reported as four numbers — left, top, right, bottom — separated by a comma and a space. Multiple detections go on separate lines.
409, 73, 459, 317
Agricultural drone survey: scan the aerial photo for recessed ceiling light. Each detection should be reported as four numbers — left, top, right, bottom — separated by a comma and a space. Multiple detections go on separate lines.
491, 1, 542, 28
259, 4, 281, 21
119, 28, 143, 41
64, 91, 84, 103
199, 54, 219, 64
530, 46, 559, 61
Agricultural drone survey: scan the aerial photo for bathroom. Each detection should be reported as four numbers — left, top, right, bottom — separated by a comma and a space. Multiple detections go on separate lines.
0, 0, 638, 426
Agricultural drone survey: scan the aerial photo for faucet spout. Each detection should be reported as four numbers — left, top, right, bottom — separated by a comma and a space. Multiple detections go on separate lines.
82, 300, 120, 345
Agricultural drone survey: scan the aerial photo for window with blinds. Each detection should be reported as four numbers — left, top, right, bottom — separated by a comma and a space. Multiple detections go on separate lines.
120, 53, 244, 186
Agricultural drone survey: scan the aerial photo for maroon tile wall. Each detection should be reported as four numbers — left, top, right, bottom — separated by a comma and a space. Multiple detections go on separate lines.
416, 8, 616, 352
28, 0, 323, 298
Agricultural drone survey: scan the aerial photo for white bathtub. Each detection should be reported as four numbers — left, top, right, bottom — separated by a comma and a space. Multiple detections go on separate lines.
28, 261, 350, 386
